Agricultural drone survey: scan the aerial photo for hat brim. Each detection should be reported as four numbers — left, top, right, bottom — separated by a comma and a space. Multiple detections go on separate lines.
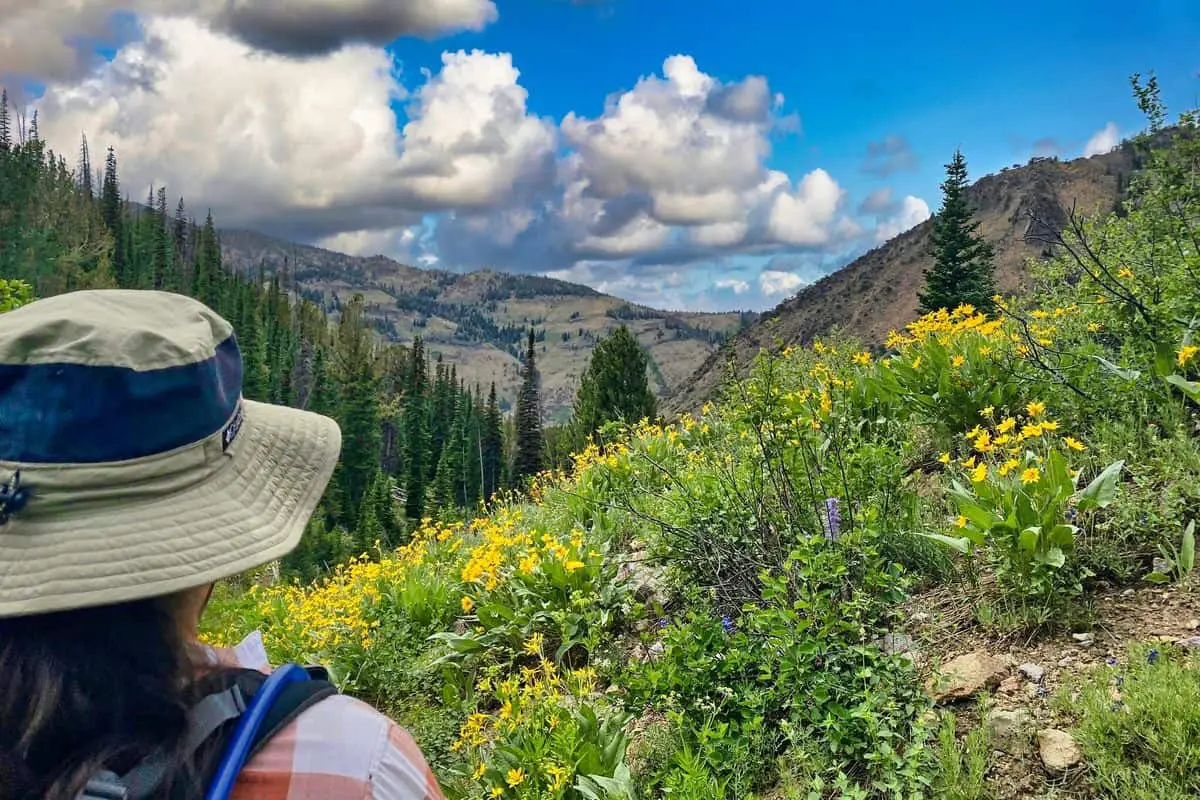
0, 400, 341, 617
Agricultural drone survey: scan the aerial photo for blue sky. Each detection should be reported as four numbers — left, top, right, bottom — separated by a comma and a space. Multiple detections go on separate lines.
9, 0, 1200, 311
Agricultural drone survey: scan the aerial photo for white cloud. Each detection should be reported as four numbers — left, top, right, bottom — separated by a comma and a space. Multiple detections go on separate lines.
766, 168, 843, 246
36, 21, 552, 241
871, 194, 931, 243
0, 0, 497, 81
759, 269, 806, 297
716, 278, 750, 295
1083, 122, 1120, 157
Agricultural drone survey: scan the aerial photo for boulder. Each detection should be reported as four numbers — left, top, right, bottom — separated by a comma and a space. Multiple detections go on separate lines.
873, 632, 917, 657
1038, 728, 1083, 773
1018, 663, 1046, 683
928, 652, 1009, 702
985, 709, 1032, 751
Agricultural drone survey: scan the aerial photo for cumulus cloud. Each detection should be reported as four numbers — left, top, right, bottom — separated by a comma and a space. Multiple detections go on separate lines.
36, 21, 552, 241
870, 195, 931, 244
1083, 122, 1120, 157
716, 278, 750, 295
0, 0, 497, 81
860, 134, 918, 177
758, 269, 805, 297
858, 187, 894, 215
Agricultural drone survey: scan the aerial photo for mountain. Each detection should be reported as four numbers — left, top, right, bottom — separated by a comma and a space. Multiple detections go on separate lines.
219, 230, 753, 422
665, 142, 1144, 415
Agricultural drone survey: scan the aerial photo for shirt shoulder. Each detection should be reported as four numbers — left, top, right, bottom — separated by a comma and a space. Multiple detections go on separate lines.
208, 632, 443, 800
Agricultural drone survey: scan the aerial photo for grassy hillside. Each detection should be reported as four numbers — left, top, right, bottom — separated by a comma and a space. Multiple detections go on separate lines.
220, 230, 750, 421
666, 142, 1146, 415
204, 108, 1200, 799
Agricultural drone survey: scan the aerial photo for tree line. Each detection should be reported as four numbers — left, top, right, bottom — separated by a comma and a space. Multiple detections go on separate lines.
0, 91, 563, 580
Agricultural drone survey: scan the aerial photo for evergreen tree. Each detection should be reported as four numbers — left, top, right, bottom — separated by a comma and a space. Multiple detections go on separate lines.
918, 150, 997, 314
513, 328, 544, 485
0, 89, 10, 153
403, 337, 428, 521
334, 294, 381, 509
100, 148, 124, 284
482, 383, 504, 503
574, 325, 657, 440
77, 135, 93, 199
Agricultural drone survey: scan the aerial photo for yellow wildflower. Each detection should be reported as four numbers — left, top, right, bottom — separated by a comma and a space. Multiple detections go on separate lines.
1020, 467, 1041, 485
952, 355, 966, 368
564, 560, 586, 572
956, 515, 968, 529
938, 452, 952, 464
1179, 344, 1199, 367
993, 434, 1011, 447
474, 763, 487, 780
1040, 420, 1060, 432
970, 462, 988, 483
1087, 322, 1101, 333
974, 430, 993, 453
980, 406, 995, 418
1020, 423, 1044, 440
490, 788, 504, 798
1063, 436, 1086, 451
961, 455, 977, 468
853, 351, 872, 366
506, 769, 525, 788
912, 356, 922, 369
1117, 266, 1134, 280
998, 458, 1020, 476
524, 632, 545, 656
965, 425, 984, 440
997, 417, 1016, 434
1026, 401, 1046, 417
461, 595, 475, 613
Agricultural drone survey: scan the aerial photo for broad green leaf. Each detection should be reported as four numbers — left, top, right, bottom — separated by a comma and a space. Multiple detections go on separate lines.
1166, 374, 1200, 402
919, 532, 971, 553
1091, 355, 1142, 381
1144, 571, 1172, 585
1048, 524, 1078, 549
1035, 546, 1066, 568
1018, 526, 1041, 553
1154, 340, 1178, 378
1181, 520, 1195, 574
1076, 460, 1124, 510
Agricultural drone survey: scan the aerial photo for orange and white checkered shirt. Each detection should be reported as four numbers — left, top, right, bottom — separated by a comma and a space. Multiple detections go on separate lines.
201, 632, 446, 800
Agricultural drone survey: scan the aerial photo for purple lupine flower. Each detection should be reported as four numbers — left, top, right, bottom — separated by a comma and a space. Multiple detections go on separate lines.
721, 615, 735, 634
657, 617, 670, 630
1148, 648, 1160, 664
823, 497, 841, 541
1106, 656, 1118, 667
1065, 506, 1078, 521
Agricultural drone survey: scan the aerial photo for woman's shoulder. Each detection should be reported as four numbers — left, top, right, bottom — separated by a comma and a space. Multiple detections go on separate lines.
203, 632, 444, 800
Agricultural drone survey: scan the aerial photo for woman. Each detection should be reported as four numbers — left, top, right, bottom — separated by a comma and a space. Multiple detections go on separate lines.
0, 290, 445, 800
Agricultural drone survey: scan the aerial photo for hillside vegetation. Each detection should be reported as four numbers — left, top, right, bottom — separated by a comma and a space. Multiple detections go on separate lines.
667, 136, 1148, 415
220, 230, 750, 421
201, 88, 1200, 800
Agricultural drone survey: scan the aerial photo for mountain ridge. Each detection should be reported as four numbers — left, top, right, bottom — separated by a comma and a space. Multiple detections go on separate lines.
218, 230, 754, 421
664, 143, 1144, 415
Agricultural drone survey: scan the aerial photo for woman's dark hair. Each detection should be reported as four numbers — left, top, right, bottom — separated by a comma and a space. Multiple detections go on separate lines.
0, 595, 205, 799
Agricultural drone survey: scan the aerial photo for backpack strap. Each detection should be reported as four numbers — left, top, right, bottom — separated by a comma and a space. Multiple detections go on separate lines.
76, 665, 336, 800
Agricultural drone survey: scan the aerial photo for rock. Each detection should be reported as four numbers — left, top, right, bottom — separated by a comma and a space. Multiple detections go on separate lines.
1176, 636, 1200, 649
1187, 619, 1199, 631
1018, 663, 1046, 682
1153, 557, 1172, 576
998, 675, 1022, 695
1038, 728, 1083, 773
928, 652, 1009, 702
1072, 632, 1095, 646
873, 632, 917, 657
1121, 588, 1136, 597
985, 709, 1032, 751
619, 558, 670, 609
1058, 656, 1074, 667
911, 612, 932, 624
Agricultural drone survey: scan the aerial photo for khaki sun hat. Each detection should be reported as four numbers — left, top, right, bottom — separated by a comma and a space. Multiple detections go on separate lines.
0, 289, 342, 618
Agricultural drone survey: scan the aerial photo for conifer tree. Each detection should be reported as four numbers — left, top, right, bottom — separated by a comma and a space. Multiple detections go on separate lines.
334, 294, 381, 508
403, 337, 428, 521
918, 150, 997, 314
0, 89, 10, 153
482, 382, 504, 503
574, 325, 657, 440
513, 328, 544, 485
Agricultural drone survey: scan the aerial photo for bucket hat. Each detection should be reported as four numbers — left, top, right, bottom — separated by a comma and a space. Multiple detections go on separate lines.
0, 289, 342, 617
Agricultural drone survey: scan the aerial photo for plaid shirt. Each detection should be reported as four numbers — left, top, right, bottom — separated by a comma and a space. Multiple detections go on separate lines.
202, 632, 445, 800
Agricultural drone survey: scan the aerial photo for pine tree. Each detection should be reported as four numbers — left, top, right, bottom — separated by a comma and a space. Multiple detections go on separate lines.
513, 328, 544, 486
100, 148, 124, 283
482, 383, 504, 503
403, 337, 428, 521
154, 186, 173, 291
0, 89, 10, 153
918, 150, 997, 314
77, 135, 93, 199
574, 325, 657, 440
334, 294, 381, 509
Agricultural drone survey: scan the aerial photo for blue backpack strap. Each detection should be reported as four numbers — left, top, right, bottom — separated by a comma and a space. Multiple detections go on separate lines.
76, 665, 335, 800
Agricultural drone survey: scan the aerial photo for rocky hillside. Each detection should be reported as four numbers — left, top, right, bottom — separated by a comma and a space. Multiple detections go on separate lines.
666, 143, 1143, 415
219, 231, 752, 421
